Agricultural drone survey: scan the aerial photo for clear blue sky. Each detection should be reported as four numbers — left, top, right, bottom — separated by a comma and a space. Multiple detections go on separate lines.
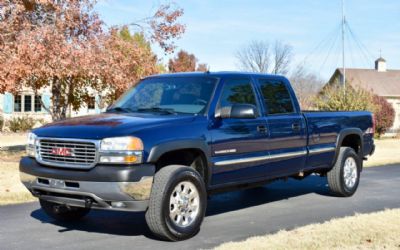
95, 0, 400, 80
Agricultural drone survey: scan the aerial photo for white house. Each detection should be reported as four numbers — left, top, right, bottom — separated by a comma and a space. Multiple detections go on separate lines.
0, 87, 102, 126
328, 57, 400, 136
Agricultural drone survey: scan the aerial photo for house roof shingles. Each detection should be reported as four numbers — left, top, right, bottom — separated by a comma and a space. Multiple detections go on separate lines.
335, 68, 400, 97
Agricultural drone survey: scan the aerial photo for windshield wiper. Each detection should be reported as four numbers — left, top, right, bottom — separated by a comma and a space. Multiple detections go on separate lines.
106, 107, 135, 113
136, 107, 177, 114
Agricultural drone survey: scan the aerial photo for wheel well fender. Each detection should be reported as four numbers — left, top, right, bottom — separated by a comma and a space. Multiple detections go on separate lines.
147, 139, 212, 185
333, 128, 364, 168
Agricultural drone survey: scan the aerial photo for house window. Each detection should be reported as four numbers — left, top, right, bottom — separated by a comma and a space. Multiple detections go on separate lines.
14, 95, 22, 112
24, 95, 32, 112
88, 97, 95, 110
34, 95, 42, 112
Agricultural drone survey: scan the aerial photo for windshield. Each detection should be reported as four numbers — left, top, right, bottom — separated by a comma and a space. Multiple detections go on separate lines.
109, 76, 218, 115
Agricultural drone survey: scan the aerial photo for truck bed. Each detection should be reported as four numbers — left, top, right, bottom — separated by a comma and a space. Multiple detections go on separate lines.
303, 111, 374, 169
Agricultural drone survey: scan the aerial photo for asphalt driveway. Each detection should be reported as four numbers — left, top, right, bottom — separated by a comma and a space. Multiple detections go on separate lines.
1, 165, 399, 249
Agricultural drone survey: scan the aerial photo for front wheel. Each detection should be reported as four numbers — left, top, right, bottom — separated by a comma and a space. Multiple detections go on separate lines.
145, 165, 207, 241
39, 199, 90, 221
327, 147, 361, 197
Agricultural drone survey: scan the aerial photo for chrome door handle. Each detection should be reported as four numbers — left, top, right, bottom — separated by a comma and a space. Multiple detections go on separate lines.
257, 125, 267, 133
292, 123, 301, 131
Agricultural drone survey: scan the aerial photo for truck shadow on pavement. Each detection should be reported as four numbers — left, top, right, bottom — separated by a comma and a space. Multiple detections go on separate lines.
206, 175, 330, 216
31, 208, 155, 238
30, 175, 331, 238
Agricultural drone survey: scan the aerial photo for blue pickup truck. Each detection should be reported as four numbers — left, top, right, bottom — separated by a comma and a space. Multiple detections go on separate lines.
20, 72, 375, 241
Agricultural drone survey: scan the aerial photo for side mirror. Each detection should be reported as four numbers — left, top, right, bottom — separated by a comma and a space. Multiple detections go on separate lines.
216, 104, 257, 119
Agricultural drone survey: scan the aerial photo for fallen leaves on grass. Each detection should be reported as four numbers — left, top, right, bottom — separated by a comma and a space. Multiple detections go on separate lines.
215, 209, 400, 250
0, 162, 35, 205
0, 192, 36, 206
0, 150, 25, 162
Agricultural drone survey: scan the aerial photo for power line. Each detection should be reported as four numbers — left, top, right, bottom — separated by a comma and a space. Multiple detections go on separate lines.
346, 22, 375, 62
302, 22, 342, 65
345, 23, 372, 68
300, 1, 375, 78
341, 0, 346, 87
346, 27, 356, 68
333, 37, 342, 71
318, 26, 341, 73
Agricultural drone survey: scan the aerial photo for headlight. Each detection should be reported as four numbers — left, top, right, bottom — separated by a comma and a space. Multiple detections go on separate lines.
100, 136, 143, 151
26, 132, 37, 157
99, 136, 143, 164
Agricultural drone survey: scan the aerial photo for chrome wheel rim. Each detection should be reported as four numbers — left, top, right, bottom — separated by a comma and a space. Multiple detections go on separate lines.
343, 157, 357, 189
169, 181, 200, 228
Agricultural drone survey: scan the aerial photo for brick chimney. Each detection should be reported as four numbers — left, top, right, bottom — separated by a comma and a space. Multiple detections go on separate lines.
375, 57, 387, 72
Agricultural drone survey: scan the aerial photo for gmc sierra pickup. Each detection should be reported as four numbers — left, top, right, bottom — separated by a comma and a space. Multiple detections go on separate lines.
20, 72, 375, 241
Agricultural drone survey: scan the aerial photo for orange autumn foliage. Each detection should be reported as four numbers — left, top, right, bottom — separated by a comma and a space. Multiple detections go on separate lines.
0, 0, 185, 120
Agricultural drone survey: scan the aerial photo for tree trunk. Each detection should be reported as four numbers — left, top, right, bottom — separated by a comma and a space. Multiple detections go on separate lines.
51, 77, 67, 121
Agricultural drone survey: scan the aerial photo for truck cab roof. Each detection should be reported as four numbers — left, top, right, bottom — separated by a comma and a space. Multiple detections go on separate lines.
145, 71, 289, 81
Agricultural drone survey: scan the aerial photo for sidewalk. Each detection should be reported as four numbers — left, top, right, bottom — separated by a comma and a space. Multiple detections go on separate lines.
365, 139, 400, 167
0, 133, 27, 150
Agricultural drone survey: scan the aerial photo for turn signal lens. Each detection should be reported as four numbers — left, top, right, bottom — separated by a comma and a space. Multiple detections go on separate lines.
126, 138, 144, 151
124, 155, 138, 163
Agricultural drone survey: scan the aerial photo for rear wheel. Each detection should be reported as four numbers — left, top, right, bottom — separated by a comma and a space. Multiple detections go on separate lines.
39, 199, 90, 221
145, 165, 207, 241
327, 147, 361, 197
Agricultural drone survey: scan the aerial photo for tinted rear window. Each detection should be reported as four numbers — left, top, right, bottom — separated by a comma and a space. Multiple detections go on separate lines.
259, 79, 294, 114
219, 78, 257, 108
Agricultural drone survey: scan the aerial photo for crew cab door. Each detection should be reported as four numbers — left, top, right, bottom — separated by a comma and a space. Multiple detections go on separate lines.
257, 77, 307, 176
210, 77, 269, 186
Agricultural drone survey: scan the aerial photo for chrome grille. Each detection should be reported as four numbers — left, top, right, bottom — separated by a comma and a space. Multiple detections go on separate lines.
38, 139, 97, 168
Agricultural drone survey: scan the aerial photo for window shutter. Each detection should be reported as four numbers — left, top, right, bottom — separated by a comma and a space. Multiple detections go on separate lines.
3, 93, 13, 114
41, 94, 51, 113
95, 94, 100, 114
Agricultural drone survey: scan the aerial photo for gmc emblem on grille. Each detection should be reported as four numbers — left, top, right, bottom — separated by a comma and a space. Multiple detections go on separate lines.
51, 147, 72, 157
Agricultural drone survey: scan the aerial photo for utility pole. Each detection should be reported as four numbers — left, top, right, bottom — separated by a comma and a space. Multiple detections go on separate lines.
341, 0, 346, 89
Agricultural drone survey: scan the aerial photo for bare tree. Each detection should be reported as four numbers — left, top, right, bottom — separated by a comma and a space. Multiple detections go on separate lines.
273, 41, 292, 74
289, 64, 324, 109
235, 40, 292, 74
235, 40, 270, 73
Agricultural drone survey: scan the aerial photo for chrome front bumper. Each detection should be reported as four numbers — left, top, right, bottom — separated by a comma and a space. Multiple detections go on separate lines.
21, 172, 152, 211
19, 155, 156, 212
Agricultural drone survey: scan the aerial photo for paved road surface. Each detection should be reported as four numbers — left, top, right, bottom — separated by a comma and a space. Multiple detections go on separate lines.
1, 165, 399, 250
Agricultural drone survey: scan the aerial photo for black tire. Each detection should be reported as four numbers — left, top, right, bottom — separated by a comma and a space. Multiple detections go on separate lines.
327, 147, 361, 197
145, 165, 207, 241
39, 199, 90, 221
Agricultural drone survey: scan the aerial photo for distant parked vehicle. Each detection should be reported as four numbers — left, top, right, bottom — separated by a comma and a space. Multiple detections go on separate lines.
20, 72, 375, 241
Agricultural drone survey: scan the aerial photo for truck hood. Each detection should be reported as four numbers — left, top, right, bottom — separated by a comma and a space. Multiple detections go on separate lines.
33, 113, 196, 139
